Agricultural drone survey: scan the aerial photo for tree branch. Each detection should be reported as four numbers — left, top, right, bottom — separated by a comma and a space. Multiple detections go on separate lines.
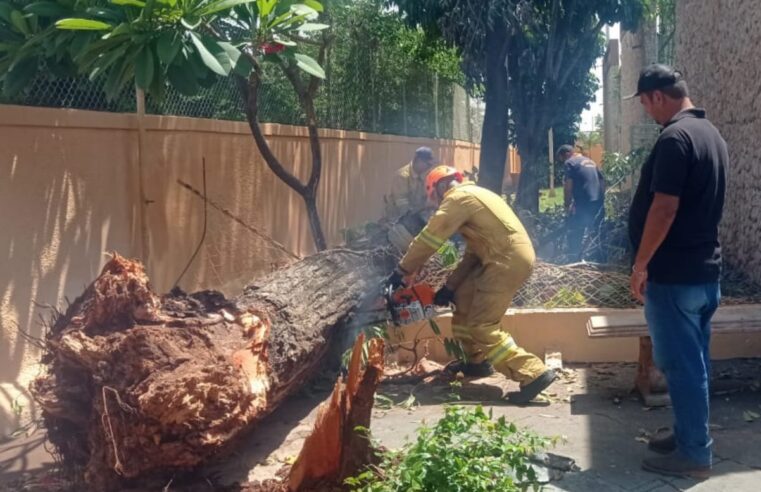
557, 17, 605, 87
236, 73, 307, 196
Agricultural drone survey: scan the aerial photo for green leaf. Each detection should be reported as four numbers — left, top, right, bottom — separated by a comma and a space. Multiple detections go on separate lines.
428, 319, 441, 336
302, 0, 323, 13
257, 0, 277, 17
3, 56, 38, 97
168, 57, 199, 96
218, 41, 241, 66
110, 0, 146, 6
232, 52, 253, 77
24, 2, 70, 18
10, 10, 30, 36
293, 52, 324, 78
290, 4, 317, 17
56, 18, 112, 31
87, 43, 129, 79
0, 4, 13, 24
189, 32, 229, 76
157, 32, 181, 65
297, 22, 328, 32
135, 46, 154, 89
200, 0, 257, 16
271, 34, 296, 46
86, 7, 124, 22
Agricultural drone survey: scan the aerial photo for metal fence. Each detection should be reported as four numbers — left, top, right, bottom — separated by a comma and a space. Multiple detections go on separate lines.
1, 62, 482, 143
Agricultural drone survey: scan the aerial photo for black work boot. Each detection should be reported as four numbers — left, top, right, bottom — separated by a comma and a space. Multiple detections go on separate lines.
642, 454, 711, 479
445, 360, 495, 378
648, 429, 677, 454
507, 370, 557, 404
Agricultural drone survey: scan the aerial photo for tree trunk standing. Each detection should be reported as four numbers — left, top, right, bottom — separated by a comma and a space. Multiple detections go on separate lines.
237, 72, 329, 252
515, 128, 545, 214
477, 23, 510, 194
31, 251, 390, 491
304, 190, 327, 251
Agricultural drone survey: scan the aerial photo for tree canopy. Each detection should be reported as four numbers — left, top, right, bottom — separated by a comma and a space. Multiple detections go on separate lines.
393, 0, 650, 211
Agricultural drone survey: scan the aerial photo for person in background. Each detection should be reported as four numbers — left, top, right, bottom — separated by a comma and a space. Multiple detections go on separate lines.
388, 166, 556, 403
385, 146, 438, 219
385, 147, 439, 252
557, 144, 606, 262
627, 64, 727, 479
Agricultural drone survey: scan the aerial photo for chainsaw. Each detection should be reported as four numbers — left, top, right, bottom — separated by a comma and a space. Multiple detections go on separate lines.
384, 282, 450, 326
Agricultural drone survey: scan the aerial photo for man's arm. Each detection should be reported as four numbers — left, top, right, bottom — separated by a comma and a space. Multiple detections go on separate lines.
398, 194, 471, 275
630, 193, 680, 302
564, 179, 574, 211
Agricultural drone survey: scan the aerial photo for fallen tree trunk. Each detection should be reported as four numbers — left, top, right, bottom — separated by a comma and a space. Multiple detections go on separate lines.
31, 250, 389, 491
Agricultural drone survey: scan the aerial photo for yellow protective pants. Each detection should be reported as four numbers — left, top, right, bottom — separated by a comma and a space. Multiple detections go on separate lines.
450, 240, 548, 385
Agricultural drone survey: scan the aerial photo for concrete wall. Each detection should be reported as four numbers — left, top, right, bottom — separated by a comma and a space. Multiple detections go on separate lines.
0, 104, 479, 436
675, 0, 761, 283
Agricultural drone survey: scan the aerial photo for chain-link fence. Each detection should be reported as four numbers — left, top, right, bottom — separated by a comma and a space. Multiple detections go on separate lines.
1, 57, 482, 143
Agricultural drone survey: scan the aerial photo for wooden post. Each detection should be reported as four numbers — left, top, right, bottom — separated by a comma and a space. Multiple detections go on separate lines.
433, 74, 440, 138
135, 87, 150, 262
635, 336, 671, 407
548, 128, 556, 197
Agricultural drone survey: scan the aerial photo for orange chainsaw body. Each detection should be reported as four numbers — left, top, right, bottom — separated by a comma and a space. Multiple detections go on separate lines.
388, 283, 437, 325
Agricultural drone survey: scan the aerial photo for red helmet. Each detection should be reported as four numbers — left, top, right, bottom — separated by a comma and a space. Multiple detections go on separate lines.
425, 166, 463, 202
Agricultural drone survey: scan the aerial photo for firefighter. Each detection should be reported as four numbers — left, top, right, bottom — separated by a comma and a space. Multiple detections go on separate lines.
388, 166, 557, 404
385, 147, 438, 219
385, 147, 439, 252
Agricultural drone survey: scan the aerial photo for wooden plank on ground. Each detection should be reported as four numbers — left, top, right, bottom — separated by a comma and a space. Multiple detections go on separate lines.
587, 305, 761, 338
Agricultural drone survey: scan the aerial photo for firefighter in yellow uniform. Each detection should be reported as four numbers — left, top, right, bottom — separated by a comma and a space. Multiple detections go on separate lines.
388, 166, 557, 403
385, 147, 439, 252
385, 147, 437, 219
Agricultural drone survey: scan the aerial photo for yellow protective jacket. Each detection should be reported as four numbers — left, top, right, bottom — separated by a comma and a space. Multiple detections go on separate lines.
398, 182, 534, 289
385, 162, 428, 217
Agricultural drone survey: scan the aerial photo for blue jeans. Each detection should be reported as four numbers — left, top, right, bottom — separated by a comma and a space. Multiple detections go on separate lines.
645, 281, 721, 466
566, 202, 604, 262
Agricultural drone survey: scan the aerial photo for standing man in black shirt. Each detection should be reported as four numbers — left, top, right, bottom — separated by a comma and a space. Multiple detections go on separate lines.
627, 64, 727, 479
557, 144, 605, 262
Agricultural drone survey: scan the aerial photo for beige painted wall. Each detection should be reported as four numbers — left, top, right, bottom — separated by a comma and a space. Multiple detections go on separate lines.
0, 104, 479, 436
138, 117, 479, 294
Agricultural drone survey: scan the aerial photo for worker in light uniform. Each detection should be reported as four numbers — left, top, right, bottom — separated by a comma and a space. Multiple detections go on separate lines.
384, 147, 438, 252
386, 147, 438, 219
389, 166, 557, 403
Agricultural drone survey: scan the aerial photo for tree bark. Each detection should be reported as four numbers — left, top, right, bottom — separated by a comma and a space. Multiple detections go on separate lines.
477, 23, 510, 194
31, 251, 390, 491
515, 128, 544, 213
237, 69, 328, 252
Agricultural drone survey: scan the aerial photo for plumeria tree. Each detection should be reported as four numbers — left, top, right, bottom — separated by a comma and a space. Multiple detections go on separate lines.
0, 0, 332, 250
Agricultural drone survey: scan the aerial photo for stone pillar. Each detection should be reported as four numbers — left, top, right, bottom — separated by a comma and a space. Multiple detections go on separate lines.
619, 20, 659, 154
602, 39, 621, 153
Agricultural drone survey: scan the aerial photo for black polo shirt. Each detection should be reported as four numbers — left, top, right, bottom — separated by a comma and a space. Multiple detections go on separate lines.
628, 108, 727, 284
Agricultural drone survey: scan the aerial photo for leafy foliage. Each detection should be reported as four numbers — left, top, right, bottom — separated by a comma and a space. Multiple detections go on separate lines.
392, 0, 650, 211
345, 405, 553, 491
0, 0, 327, 100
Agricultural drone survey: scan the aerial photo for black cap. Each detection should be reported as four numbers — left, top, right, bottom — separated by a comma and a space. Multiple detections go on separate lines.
414, 146, 434, 160
624, 64, 683, 100
556, 144, 574, 157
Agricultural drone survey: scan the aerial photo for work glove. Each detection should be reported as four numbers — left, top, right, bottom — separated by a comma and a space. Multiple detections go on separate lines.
387, 270, 405, 290
434, 286, 455, 307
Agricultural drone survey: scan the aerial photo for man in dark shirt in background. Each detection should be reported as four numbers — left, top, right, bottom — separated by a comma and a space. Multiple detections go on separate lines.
627, 64, 727, 479
557, 144, 605, 262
